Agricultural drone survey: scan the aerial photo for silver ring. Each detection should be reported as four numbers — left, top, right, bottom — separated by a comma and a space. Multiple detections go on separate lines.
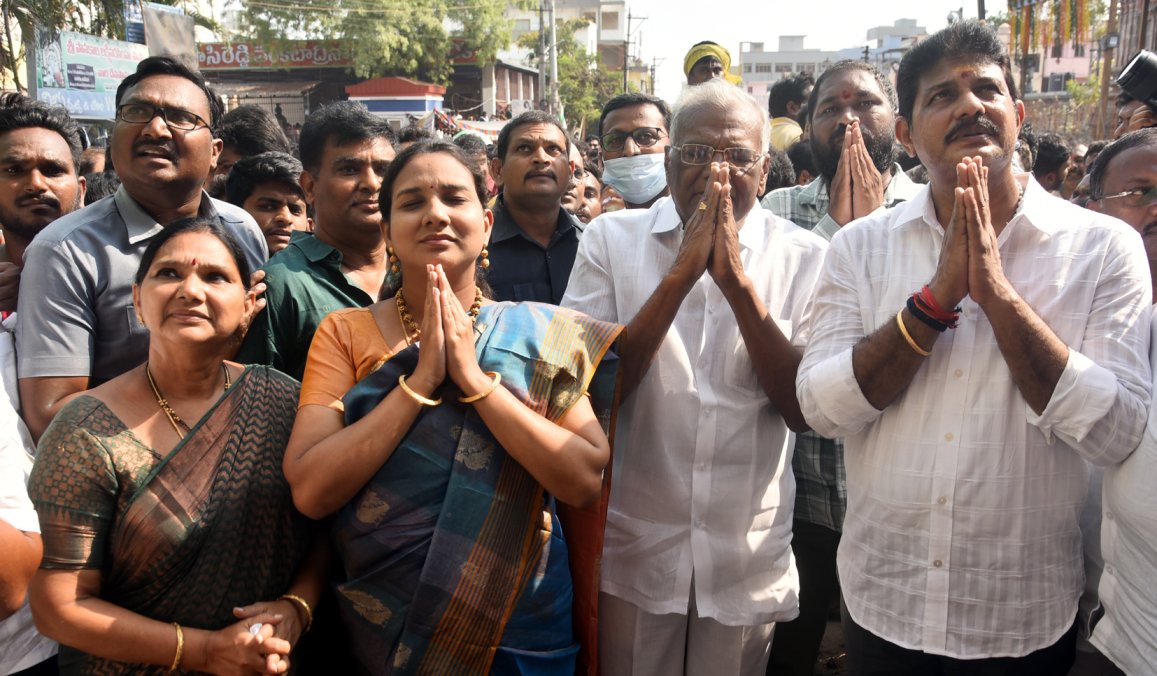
249, 622, 264, 636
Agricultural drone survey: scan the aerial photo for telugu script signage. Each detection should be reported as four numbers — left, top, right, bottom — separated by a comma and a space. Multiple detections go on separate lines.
198, 41, 353, 70
33, 28, 150, 119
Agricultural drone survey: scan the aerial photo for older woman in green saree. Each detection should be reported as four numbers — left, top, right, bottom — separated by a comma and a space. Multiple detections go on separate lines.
285, 140, 621, 675
28, 218, 322, 675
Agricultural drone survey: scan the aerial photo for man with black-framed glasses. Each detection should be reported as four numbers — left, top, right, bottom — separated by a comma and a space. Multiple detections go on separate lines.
16, 56, 267, 441
598, 93, 672, 210
564, 80, 827, 676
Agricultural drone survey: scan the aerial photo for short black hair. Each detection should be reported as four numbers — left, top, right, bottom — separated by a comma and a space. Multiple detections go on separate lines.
1087, 128, 1157, 199
0, 93, 83, 170
224, 151, 305, 207
807, 60, 897, 125
599, 92, 672, 137
768, 72, 815, 118
135, 216, 251, 288
84, 171, 121, 205
1032, 133, 1071, 177
494, 110, 569, 161
896, 20, 1018, 122
786, 139, 816, 181
115, 56, 225, 134
764, 147, 796, 192
298, 101, 397, 174
216, 105, 291, 157
453, 132, 490, 157
398, 124, 435, 145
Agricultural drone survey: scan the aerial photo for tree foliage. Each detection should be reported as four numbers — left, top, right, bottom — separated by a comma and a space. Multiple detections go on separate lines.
516, 16, 619, 132
239, 0, 526, 83
2, 0, 122, 90
1, 0, 216, 92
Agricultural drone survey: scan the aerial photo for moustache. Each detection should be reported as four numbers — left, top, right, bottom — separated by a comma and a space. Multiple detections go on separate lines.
133, 139, 178, 159
945, 116, 1000, 143
16, 195, 60, 210
524, 170, 556, 182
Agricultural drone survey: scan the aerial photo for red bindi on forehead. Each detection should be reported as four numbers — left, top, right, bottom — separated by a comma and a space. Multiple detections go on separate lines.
840, 89, 853, 100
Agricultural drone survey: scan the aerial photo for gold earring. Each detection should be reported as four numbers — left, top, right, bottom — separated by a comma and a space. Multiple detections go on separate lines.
388, 245, 399, 274
479, 244, 490, 269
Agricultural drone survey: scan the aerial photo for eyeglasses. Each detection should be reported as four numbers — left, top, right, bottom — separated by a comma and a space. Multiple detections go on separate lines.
1098, 185, 1157, 208
116, 103, 209, 132
673, 144, 763, 172
601, 127, 667, 153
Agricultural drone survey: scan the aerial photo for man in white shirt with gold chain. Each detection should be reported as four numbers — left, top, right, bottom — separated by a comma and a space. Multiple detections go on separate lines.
797, 21, 1151, 673
564, 81, 827, 676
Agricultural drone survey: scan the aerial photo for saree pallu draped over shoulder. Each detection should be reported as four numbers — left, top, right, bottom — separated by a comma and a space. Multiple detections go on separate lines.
30, 366, 312, 676
336, 301, 621, 676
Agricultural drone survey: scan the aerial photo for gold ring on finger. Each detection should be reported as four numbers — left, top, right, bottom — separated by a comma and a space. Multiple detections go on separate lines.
697, 201, 708, 211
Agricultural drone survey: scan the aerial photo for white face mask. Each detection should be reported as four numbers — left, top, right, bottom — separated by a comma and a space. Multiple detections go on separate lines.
601, 153, 668, 205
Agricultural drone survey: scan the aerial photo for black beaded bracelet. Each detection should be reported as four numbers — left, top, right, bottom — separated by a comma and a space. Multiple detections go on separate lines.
906, 295, 949, 332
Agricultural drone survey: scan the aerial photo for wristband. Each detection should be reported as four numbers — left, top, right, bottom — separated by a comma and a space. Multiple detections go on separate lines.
895, 310, 932, 357
907, 296, 949, 332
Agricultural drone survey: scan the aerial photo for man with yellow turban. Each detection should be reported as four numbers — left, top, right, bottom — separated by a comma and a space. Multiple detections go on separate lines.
684, 41, 742, 85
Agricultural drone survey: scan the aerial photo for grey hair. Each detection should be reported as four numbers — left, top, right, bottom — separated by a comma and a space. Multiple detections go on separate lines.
670, 80, 771, 151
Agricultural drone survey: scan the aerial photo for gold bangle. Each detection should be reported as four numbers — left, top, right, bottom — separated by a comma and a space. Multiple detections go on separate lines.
895, 309, 931, 357
169, 622, 184, 673
279, 593, 313, 632
397, 374, 441, 406
459, 371, 502, 404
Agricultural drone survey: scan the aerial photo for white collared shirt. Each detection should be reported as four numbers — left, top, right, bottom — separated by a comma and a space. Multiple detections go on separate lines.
1091, 312, 1157, 673
562, 197, 827, 626
0, 314, 57, 673
796, 176, 1152, 658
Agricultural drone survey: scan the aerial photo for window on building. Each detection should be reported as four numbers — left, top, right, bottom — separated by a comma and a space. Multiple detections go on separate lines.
775, 63, 793, 73
799, 63, 816, 73
603, 11, 619, 30
744, 63, 752, 73
756, 63, 772, 73
1075, 44, 1086, 56
1051, 43, 1064, 58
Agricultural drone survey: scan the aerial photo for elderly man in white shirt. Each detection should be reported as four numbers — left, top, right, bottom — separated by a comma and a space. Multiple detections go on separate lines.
563, 81, 827, 676
796, 21, 1151, 674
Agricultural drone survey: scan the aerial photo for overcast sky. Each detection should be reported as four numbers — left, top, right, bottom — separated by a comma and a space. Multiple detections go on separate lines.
626, 0, 989, 102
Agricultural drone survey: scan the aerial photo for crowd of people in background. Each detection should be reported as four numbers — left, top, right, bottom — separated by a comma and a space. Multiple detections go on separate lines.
1, 17, 1157, 676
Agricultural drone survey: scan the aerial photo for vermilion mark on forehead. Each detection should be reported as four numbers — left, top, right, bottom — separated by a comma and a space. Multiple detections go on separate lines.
841, 89, 853, 100
191, 259, 197, 266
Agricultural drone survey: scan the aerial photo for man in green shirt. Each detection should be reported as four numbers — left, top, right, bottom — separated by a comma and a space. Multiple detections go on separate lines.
237, 101, 396, 380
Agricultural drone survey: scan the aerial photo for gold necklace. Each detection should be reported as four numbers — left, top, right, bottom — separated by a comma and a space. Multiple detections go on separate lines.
145, 363, 232, 438
395, 287, 484, 345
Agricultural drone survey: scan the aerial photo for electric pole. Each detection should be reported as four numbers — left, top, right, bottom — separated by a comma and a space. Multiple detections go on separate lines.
537, 1, 547, 110
623, 10, 632, 92
624, 11, 647, 93
549, 0, 560, 117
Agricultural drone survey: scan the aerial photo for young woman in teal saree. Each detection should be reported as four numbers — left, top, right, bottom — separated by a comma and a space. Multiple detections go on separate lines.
286, 141, 621, 676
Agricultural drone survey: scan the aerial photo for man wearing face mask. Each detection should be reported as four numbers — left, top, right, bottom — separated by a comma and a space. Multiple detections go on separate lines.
599, 93, 672, 210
